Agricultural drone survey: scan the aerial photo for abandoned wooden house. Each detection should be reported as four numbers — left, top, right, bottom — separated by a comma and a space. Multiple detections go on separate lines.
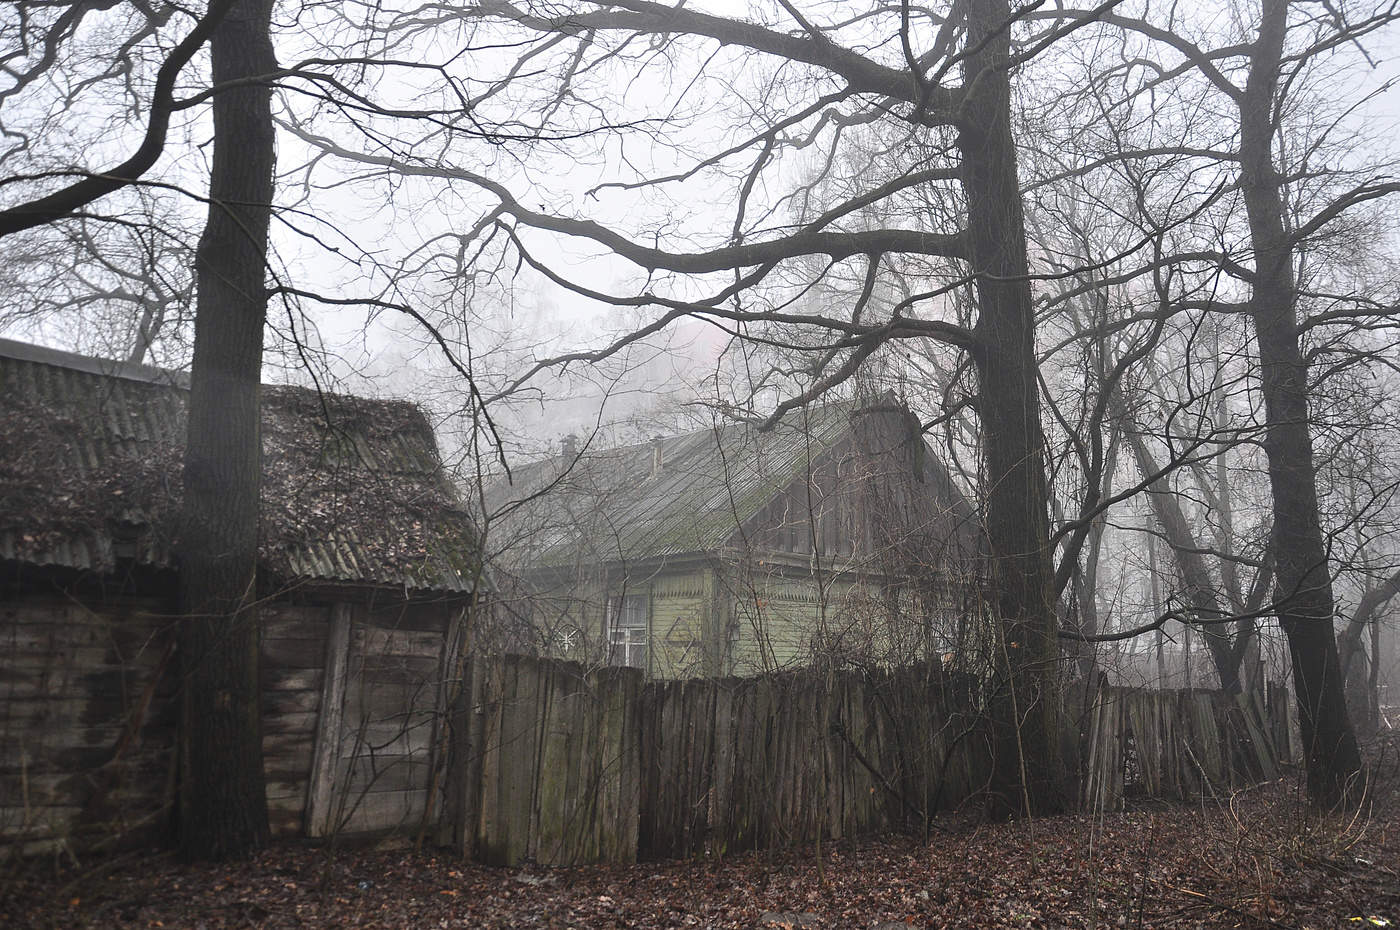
0, 338, 481, 854
487, 397, 984, 679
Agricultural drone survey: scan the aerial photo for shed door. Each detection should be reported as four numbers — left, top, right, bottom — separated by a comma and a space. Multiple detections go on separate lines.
305, 606, 451, 837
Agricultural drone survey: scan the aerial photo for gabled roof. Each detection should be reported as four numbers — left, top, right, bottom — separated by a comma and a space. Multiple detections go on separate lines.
0, 338, 479, 594
488, 396, 977, 571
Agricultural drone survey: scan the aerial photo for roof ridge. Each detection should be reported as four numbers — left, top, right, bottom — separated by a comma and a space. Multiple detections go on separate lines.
564, 394, 868, 459
0, 336, 190, 388
0, 338, 422, 415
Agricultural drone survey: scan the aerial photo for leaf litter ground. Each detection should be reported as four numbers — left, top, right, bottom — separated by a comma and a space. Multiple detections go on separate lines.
4, 770, 1397, 929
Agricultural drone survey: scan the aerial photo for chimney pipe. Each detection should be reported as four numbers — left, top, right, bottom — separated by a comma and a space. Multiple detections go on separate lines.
650, 436, 665, 476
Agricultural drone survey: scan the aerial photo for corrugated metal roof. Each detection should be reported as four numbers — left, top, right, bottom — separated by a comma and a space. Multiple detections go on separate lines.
489, 398, 971, 570
0, 337, 479, 593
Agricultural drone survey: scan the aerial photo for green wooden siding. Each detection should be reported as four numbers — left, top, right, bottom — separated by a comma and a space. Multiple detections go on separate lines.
534, 560, 979, 680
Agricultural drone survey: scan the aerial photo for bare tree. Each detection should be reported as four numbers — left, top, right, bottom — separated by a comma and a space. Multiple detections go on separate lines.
0, 0, 279, 858
0, 201, 195, 365
1055, 0, 1400, 807
175, 0, 278, 861
310, 0, 1084, 817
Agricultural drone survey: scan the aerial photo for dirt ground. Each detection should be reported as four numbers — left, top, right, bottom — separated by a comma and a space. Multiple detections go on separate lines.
4, 755, 1398, 929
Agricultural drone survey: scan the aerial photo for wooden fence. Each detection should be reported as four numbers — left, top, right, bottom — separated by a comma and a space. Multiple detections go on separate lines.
437, 654, 643, 865
440, 654, 988, 866
4, 622, 1295, 861
1081, 682, 1295, 812
439, 655, 1295, 866
636, 662, 987, 859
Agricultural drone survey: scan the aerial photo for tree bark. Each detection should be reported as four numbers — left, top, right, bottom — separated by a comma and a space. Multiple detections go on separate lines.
177, 0, 276, 861
1239, 0, 1362, 808
960, 0, 1066, 817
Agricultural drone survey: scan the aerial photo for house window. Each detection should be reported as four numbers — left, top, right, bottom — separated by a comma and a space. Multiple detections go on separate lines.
607, 593, 648, 669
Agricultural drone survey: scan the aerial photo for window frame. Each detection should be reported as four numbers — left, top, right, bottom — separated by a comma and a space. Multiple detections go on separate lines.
606, 592, 649, 671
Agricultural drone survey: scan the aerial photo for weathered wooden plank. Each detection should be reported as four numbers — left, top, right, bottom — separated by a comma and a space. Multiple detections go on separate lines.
613, 666, 641, 864
0, 622, 170, 657
2, 697, 157, 729
268, 806, 304, 837
366, 603, 452, 634
440, 652, 485, 850
263, 711, 320, 736
420, 605, 465, 846
0, 805, 84, 838
341, 719, 436, 756
261, 609, 329, 641
260, 638, 328, 669
263, 743, 314, 779
265, 777, 310, 802
337, 758, 431, 795
477, 655, 506, 861
264, 689, 322, 717
267, 794, 309, 816
357, 656, 442, 681
507, 654, 543, 866
1, 602, 169, 630
305, 602, 351, 838
1184, 691, 1224, 791
635, 679, 661, 857
261, 667, 324, 692
1267, 681, 1295, 764
709, 679, 736, 854
1242, 690, 1279, 781
532, 662, 573, 865
355, 628, 446, 658
339, 788, 429, 834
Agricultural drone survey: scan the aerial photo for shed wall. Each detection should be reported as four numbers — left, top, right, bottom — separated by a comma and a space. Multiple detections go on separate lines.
1, 586, 459, 854
1, 593, 175, 856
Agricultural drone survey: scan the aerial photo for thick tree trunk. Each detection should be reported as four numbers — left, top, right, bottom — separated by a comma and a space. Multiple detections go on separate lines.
177, 0, 276, 861
1240, 0, 1362, 809
960, 0, 1066, 817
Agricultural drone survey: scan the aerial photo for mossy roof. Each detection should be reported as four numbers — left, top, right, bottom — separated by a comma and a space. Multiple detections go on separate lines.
488, 396, 974, 573
0, 338, 479, 594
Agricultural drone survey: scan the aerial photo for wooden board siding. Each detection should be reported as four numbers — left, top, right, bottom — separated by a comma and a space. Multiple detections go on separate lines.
726, 576, 875, 675
260, 604, 330, 836
538, 549, 980, 682
0, 596, 342, 851
3, 590, 461, 854
0, 595, 177, 855
650, 572, 706, 679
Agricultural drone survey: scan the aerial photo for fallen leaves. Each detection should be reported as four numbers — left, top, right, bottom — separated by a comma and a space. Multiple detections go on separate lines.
1, 777, 1397, 929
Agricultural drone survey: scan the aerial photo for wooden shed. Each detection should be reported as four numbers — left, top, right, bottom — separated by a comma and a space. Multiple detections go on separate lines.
0, 338, 482, 855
